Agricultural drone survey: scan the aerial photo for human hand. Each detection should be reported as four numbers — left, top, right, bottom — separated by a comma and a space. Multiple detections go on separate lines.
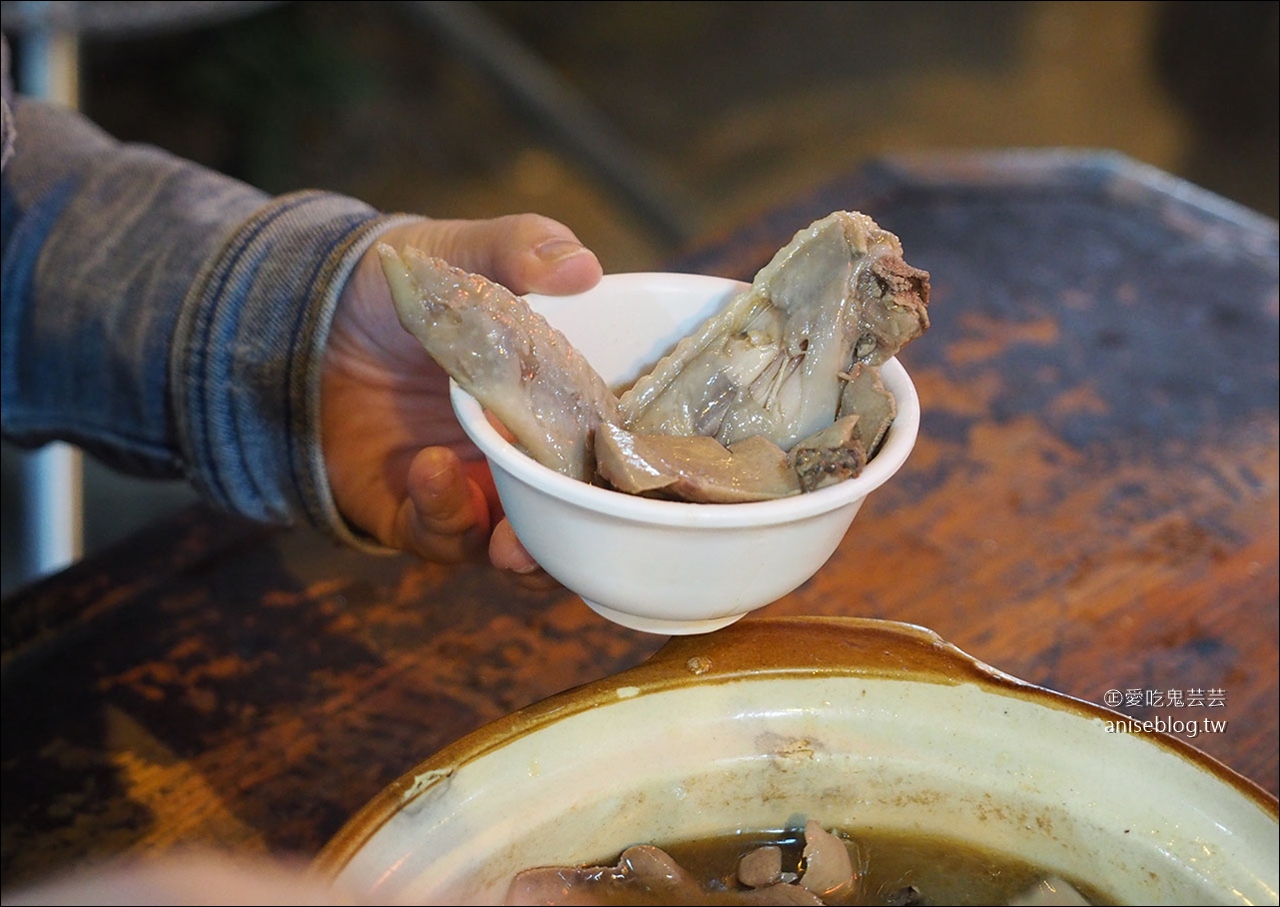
2, 851, 356, 906
321, 214, 602, 573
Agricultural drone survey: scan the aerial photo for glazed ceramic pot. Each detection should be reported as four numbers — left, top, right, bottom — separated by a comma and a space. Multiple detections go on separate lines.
316, 618, 1278, 905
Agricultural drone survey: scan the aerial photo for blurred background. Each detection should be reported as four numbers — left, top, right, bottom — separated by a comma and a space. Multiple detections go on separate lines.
2, 0, 1277, 596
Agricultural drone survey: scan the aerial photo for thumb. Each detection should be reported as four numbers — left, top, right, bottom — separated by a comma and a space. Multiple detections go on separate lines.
377, 214, 603, 296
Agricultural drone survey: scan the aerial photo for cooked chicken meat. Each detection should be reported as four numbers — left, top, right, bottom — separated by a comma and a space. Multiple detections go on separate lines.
378, 244, 619, 481
618, 211, 928, 452
377, 211, 930, 502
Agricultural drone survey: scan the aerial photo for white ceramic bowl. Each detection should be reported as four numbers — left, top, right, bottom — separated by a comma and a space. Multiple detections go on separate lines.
317, 618, 1279, 906
449, 273, 920, 635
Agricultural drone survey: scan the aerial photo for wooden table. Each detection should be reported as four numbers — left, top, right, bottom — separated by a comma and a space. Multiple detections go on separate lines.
3, 150, 1276, 890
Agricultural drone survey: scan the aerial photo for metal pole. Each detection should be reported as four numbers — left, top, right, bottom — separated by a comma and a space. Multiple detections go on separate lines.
402, 1, 699, 247
15, 1, 85, 583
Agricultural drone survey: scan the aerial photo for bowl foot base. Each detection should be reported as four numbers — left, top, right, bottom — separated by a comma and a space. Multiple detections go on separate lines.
580, 598, 747, 635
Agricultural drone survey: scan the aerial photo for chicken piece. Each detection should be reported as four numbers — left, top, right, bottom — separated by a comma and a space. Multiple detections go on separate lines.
799, 820, 865, 902
505, 844, 824, 906
737, 844, 784, 888
378, 245, 619, 481
618, 211, 929, 454
789, 415, 868, 492
837, 362, 896, 457
595, 425, 801, 502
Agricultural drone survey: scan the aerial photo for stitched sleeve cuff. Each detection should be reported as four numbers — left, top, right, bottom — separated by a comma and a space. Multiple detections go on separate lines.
172, 191, 416, 551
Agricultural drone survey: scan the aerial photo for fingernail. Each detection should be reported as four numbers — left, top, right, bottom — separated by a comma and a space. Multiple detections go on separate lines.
534, 238, 587, 263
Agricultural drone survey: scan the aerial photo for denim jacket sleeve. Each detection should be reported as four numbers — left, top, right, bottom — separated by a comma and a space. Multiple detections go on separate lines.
1, 60, 405, 549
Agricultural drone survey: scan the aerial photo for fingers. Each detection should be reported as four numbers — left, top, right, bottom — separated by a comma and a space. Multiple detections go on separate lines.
501, 216, 604, 295
488, 519, 538, 573
490, 519, 563, 593
1, 852, 354, 907
397, 447, 492, 564
377, 214, 603, 297
399, 449, 554, 588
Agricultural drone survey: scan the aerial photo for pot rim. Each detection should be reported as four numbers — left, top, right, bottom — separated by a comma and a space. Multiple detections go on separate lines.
315, 616, 1278, 880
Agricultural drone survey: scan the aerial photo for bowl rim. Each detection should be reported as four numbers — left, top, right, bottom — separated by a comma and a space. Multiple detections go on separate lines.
449, 272, 921, 528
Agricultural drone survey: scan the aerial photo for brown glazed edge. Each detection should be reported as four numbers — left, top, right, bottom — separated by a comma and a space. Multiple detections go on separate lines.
314, 616, 1279, 880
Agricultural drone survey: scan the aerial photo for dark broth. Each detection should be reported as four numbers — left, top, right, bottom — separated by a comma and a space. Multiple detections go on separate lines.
637, 827, 1113, 906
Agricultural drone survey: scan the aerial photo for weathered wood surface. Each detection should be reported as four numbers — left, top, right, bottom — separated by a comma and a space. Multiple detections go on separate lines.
3, 150, 1275, 889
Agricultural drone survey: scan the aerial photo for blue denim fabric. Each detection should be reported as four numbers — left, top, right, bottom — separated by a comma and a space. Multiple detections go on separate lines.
170, 191, 410, 535
2, 59, 403, 548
